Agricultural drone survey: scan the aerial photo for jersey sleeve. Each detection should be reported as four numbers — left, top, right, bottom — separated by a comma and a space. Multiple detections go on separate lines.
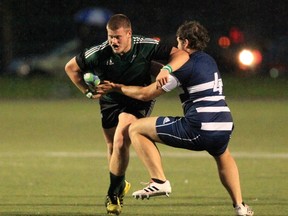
161, 74, 180, 92
153, 40, 175, 60
75, 51, 88, 72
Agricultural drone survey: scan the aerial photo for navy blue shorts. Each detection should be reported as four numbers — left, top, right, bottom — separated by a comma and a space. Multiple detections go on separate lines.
156, 116, 232, 156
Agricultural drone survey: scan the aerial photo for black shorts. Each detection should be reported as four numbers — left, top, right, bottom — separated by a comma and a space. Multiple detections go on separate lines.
100, 99, 155, 129
156, 116, 233, 156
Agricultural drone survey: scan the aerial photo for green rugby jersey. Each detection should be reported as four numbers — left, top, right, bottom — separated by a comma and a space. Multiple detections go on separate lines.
76, 35, 173, 103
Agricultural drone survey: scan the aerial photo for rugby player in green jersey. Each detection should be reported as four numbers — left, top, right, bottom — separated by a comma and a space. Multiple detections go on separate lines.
65, 14, 189, 215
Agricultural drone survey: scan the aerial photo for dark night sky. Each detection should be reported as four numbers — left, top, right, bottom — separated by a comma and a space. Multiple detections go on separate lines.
1, 0, 288, 57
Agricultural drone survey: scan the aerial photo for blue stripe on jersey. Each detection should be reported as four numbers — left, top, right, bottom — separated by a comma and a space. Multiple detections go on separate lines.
173, 51, 233, 132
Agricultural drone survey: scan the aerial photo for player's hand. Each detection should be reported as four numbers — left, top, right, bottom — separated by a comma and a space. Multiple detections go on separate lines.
156, 69, 169, 88
85, 81, 113, 99
97, 81, 121, 94
84, 88, 102, 99
96, 81, 111, 94
91, 93, 102, 99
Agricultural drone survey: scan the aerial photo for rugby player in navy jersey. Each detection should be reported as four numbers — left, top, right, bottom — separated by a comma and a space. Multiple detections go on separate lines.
65, 14, 189, 215
99, 21, 254, 216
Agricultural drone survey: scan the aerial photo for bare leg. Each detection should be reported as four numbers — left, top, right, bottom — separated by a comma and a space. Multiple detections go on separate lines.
214, 148, 243, 205
129, 117, 167, 181
109, 112, 138, 176
102, 127, 116, 164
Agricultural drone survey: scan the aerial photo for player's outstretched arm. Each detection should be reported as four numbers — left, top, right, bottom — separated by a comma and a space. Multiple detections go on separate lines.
98, 81, 165, 101
121, 82, 165, 101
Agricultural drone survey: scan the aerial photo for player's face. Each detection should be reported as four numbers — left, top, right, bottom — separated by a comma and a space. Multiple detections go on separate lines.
107, 27, 132, 55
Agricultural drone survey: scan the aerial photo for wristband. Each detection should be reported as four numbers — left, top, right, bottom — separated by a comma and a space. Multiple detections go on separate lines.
162, 64, 173, 73
85, 89, 94, 99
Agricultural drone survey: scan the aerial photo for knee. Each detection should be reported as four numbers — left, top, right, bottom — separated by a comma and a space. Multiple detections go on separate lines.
113, 135, 131, 153
128, 122, 140, 140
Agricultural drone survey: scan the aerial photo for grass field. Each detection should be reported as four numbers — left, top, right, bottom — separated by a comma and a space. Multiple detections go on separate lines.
0, 97, 287, 216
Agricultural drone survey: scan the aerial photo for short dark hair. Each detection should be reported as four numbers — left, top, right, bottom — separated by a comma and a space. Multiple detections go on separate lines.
106, 14, 131, 30
176, 21, 210, 51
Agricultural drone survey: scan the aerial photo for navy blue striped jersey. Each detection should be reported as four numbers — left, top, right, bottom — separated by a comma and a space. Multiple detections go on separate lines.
162, 51, 233, 133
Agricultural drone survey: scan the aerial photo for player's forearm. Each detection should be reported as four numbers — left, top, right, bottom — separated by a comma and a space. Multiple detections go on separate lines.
66, 71, 86, 94
118, 85, 149, 101
116, 82, 162, 101
65, 58, 88, 94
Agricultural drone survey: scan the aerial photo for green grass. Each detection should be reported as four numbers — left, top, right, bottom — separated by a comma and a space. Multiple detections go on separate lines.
0, 75, 288, 100
0, 99, 288, 215
222, 74, 288, 99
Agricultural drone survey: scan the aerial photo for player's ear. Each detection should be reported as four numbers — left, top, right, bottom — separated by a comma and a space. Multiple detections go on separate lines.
127, 29, 132, 37
183, 39, 189, 49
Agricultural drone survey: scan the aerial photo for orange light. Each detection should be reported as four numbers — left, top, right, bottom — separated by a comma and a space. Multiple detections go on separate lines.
252, 50, 262, 65
218, 36, 231, 48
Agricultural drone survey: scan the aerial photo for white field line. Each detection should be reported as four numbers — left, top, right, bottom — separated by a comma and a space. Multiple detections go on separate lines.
0, 151, 288, 159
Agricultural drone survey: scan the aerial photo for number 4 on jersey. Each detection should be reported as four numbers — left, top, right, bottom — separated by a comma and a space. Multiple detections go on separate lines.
213, 72, 223, 95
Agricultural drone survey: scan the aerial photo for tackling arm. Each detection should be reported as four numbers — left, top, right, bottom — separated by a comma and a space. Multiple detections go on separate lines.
99, 82, 165, 102
120, 82, 165, 101
98, 74, 179, 101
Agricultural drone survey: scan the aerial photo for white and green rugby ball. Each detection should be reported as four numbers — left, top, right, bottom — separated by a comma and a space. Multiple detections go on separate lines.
84, 73, 101, 86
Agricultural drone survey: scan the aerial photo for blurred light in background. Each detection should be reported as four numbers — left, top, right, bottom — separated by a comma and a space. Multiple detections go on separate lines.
229, 27, 244, 44
74, 7, 113, 26
215, 25, 267, 76
239, 49, 254, 66
238, 49, 262, 70
218, 36, 231, 48
269, 68, 280, 78
252, 50, 262, 65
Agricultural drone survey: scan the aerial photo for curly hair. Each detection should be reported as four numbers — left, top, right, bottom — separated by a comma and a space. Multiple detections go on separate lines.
176, 21, 210, 51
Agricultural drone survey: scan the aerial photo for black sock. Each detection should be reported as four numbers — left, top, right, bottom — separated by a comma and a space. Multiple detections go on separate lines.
108, 172, 125, 196
151, 178, 165, 184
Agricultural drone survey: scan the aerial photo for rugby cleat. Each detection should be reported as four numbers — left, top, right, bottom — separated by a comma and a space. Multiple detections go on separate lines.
119, 180, 131, 207
132, 180, 171, 199
105, 195, 121, 215
234, 203, 254, 216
